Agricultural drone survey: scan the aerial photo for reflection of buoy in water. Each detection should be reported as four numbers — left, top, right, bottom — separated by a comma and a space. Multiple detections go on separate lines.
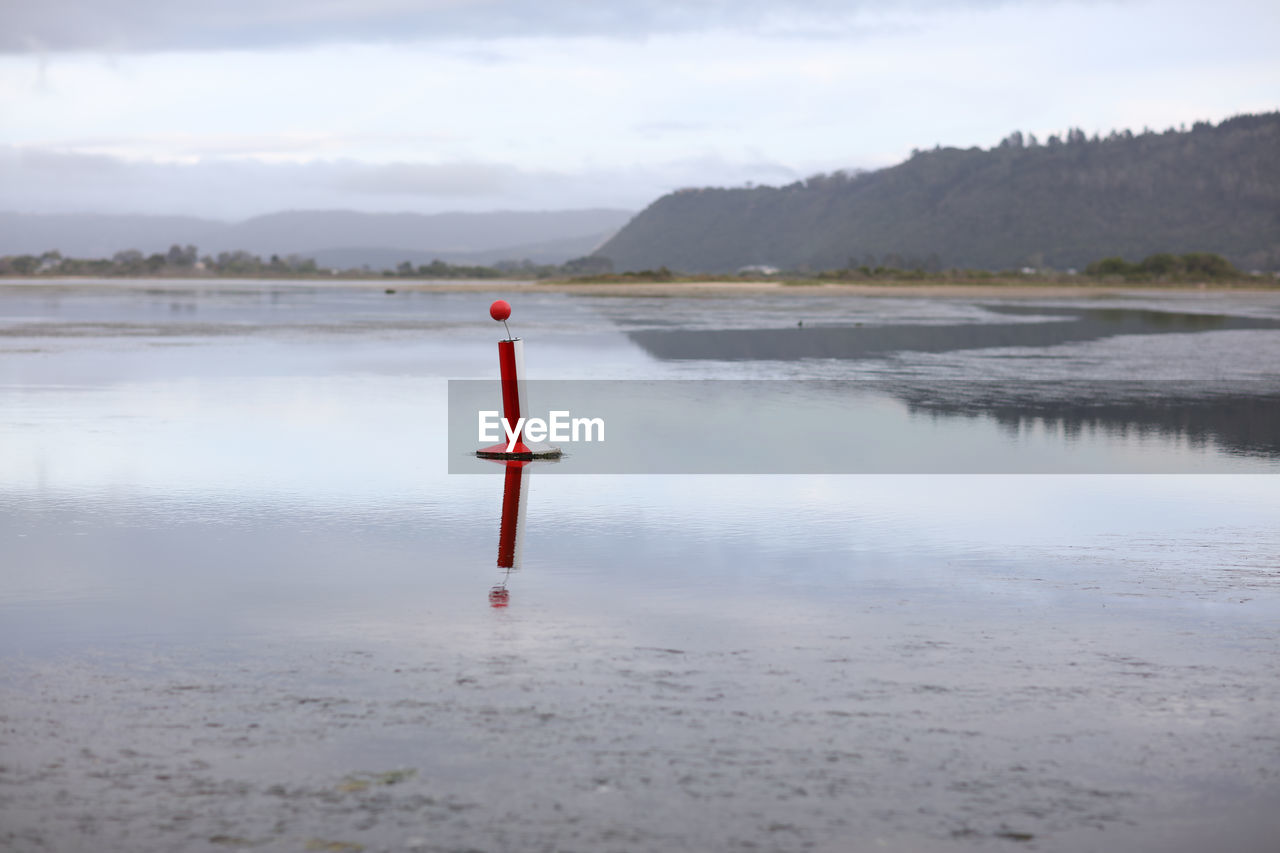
477, 300, 562, 460
494, 455, 524, 568
496, 461, 527, 569
487, 461, 527, 607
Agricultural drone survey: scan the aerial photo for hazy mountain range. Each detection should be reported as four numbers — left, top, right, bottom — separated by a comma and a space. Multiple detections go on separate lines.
0, 209, 634, 268
596, 112, 1280, 273
7, 113, 1278, 276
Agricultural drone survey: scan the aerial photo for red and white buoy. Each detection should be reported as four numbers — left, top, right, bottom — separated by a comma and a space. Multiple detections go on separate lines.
477, 300, 562, 460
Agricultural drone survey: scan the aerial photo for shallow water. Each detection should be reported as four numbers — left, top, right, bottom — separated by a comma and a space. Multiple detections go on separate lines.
1, 281, 1278, 852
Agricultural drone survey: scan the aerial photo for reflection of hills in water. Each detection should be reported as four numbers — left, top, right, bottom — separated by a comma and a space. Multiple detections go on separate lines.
624, 305, 1280, 461
892, 382, 1280, 460
627, 305, 1280, 361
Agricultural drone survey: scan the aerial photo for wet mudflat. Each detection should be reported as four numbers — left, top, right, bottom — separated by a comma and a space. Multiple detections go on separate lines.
1, 281, 1279, 852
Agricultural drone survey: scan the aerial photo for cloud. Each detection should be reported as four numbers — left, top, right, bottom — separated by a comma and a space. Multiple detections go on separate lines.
632, 120, 714, 135
3, 0, 1033, 53
8, 146, 130, 176
7, 1, 1272, 221
0, 145, 801, 218
335, 162, 521, 196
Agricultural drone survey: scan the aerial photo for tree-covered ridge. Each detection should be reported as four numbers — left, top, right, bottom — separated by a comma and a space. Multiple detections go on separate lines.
596, 112, 1280, 273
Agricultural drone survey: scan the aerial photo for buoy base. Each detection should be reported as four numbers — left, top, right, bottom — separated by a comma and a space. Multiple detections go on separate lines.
476, 441, 562, 461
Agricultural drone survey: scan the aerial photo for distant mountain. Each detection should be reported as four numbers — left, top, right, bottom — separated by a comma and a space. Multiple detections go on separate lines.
214, 209, 632, 258
596, 113, 1280, 273
0, 208, 634, 267
306, 231, 616, 270
0, 213, 218, 259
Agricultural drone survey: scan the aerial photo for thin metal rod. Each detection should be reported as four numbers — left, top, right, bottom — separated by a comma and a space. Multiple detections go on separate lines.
502, 319, 512, 340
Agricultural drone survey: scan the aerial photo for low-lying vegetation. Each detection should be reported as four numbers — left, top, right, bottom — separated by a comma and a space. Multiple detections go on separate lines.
3, 247, 1273, 288
0, 246, 576, 280
1082, 252, 1246, 281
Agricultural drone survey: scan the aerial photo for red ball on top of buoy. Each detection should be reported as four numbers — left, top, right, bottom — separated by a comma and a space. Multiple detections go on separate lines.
489, 299, 511, 322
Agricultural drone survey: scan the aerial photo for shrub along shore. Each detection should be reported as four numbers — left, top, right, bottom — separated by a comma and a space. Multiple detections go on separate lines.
1, 248, 1274, 288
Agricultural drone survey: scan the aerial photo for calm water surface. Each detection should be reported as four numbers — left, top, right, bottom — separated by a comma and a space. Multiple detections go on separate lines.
2, 281, 1278, 852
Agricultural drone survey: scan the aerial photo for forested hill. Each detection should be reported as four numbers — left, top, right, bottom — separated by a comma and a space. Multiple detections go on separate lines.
596, 113, 1280, 273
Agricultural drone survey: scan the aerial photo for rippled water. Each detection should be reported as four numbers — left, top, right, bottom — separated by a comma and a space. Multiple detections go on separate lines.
2, 281, 1278, 852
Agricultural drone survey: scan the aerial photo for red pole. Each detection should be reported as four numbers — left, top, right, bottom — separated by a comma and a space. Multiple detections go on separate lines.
497, 339, 526, 454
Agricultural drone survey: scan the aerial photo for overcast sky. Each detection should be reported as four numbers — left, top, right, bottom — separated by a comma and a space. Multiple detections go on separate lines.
1, 0, 1277, 219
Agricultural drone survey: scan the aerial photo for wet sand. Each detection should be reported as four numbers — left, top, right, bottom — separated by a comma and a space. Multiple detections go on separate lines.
4, 603, 1278, 853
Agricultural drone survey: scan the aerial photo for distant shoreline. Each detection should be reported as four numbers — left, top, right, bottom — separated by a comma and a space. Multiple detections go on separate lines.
2, 275, 1278, 298
543, 277, 1280, 297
